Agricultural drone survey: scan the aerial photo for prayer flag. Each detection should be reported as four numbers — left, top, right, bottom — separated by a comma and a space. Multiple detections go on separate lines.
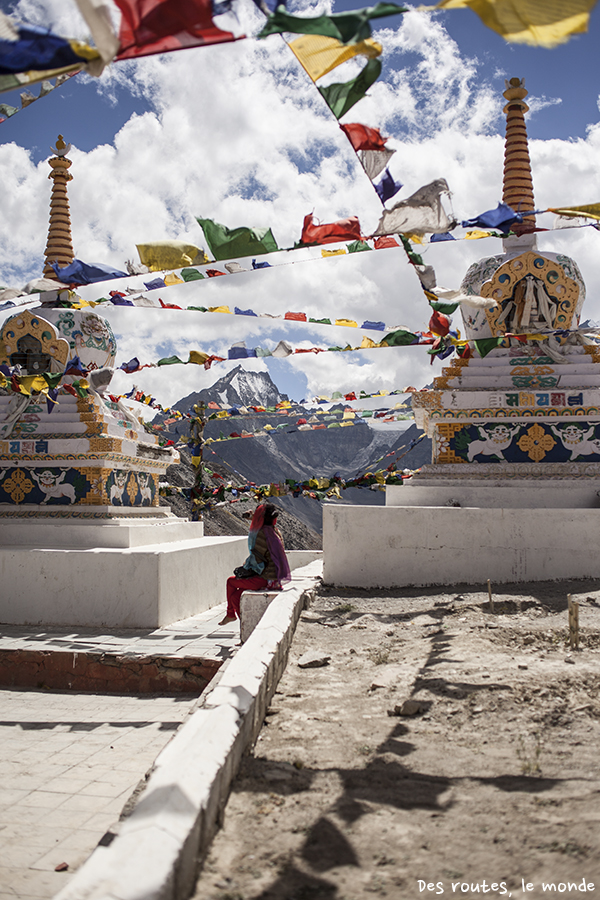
119, 357, 140, 373
433, 0, 598, 48
461, 201, 521, 231
52, 259, 127, 284
289, 34, 381, 81
157, 355, 184, 366
181, 268, 204, 281
373, 179, 454, 236
300, 213, 362, 245
359, 148, 395, 180
196, 217, 279, 260
382, 328, 418, 346
114, 0, 237, 60
474, 337, 503, 357
347, 240, 371, 252
430, 231, 455, 241
188, 350, 209, 365
318, 57, 381, 120
259, 3, 407, 42
0, 17, 101, 74
373, 235, 398, 249
136, 241, 208, 270
74, 0, 120, 64
374, 168, 403, 203
322, 248, 346, 257
548, 202, 600, 220
341, 122, 388, 151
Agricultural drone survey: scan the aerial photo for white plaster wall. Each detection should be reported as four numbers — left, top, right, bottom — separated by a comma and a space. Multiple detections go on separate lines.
0, 518, 205, 549
0, 535, 247, 628
323, 504, 600, 587
386, 483, 600, 509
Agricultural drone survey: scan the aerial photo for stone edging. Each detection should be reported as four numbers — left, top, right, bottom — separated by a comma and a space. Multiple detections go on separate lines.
53, 561, 321, 900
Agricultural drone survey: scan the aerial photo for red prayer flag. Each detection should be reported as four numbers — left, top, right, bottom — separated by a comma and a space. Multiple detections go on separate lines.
114, 0, 237, 60
374, 235, 399, 249
300, 214, 361, 246
429, 311, 451, 337
340, 123, 388, 152
344, 392, 357, 401
285, 312, 307, 322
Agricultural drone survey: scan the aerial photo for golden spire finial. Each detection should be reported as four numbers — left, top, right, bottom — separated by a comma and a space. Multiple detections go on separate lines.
43, 135, 75, 280
502, 77, 536, 236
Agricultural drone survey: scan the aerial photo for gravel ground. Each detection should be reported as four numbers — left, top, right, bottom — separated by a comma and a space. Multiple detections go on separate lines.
191, 578, 600, 900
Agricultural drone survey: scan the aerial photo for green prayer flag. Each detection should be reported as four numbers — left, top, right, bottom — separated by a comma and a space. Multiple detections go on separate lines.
347, 240, 372, 253
382, 329, 417, 346
181, 268, 204, 282
318, 57, 381, 120
474, 337, 503, 358
399, 234, 424, 267
309, 317, 332, 325
258, 3, 407, 43
196, 218, 279, 261
157, 355, 185, 366
429, 299, 459, 314
43, 373, 63, 389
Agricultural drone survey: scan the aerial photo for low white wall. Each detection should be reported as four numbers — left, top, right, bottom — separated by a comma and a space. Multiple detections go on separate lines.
386, 482, 600, 509
323, 504, 600, 587
287, 549, 322, 569
0, 536, 247, 628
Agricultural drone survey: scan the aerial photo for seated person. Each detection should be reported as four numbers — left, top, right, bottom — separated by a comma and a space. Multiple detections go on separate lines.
219, 502, 291, 626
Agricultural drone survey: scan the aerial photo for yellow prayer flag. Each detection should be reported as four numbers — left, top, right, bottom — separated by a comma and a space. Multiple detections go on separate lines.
164, 272, 184, 286
402, 233, 424, 244
334, 318, 358, 327
188, 350, 209, 365
208, 306, 232, 314
322, 248, 347, 257
343, 411, 355, 419
137, 241, 208, 271
289, 34, 382, 82
18, 375, 48, 395
432, 0, 597, 48
360, 335, 378, 349
548, 203, 600, 221
465, 229, 493, 240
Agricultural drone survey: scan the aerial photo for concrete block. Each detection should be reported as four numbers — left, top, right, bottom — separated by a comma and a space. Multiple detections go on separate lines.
0, 535, 247, 628
323, 504, 600, 587
240, 591, 279, 643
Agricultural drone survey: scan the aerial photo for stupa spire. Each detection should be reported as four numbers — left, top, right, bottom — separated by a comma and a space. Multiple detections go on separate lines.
43, 135, 75, 280
502, 77, 536, 236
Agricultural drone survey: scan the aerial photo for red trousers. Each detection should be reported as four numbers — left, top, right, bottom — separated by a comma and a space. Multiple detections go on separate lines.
226, 574, 268, 619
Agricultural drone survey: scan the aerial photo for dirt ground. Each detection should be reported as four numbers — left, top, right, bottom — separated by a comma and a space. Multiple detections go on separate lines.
191, 579, 600, 900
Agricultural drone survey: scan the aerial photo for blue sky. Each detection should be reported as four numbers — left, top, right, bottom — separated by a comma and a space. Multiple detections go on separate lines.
2, 1, 600, 408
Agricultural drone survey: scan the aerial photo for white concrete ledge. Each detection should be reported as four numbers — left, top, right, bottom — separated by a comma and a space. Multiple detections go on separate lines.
323, 504, 600, 587
53, 560, 322, 900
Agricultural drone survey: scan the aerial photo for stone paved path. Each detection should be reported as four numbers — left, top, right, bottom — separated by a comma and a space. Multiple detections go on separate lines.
0, 603, 239, 899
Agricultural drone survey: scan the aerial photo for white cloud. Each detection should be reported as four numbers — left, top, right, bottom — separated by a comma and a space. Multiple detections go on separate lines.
2, 0, 600, 408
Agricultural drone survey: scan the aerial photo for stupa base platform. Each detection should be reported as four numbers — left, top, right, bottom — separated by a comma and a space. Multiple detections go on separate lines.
323, 478, 600, 588
0, 515, 247, 628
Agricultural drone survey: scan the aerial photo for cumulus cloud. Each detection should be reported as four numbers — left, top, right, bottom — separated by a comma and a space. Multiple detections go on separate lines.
2, 0, 600, 407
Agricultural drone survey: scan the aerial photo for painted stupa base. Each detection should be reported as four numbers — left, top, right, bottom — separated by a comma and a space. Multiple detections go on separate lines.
0, 516, 246, 628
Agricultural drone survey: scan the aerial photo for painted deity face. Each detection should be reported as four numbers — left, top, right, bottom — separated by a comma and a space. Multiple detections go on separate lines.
39, 470, 57, 485
489, 425, 511, 443
115, 471, 127, 488
562, 425, 584, 443
138, 473, 148, 487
